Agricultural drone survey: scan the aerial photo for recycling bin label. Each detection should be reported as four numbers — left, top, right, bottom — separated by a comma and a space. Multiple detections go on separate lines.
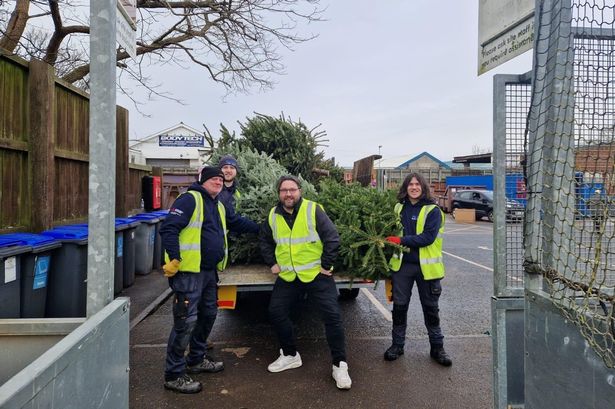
33, 255, 50, 289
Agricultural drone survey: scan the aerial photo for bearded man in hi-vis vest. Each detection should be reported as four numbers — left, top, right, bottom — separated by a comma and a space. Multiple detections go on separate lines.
384, 172, 452, 367
159, 166, 259, 394
259, 175, 352, 390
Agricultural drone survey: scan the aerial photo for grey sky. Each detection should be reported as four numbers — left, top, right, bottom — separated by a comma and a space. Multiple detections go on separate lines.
120, 0, 533, 167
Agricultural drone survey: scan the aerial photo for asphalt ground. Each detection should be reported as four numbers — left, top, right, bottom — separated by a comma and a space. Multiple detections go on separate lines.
127, 216, 495, 409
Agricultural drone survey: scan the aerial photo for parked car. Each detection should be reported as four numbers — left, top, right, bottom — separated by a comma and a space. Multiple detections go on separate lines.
451, 189, 524, 222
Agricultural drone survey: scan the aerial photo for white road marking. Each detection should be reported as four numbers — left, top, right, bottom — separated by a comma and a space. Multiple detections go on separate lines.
478, 246, 492, 251
442, 250, 493, 272
360, 288, 392, 322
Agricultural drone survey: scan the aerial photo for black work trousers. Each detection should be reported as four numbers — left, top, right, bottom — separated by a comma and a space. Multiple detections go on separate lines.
268, 274, 347, 365
164, 270, 218, 381
391, 262, 444, 347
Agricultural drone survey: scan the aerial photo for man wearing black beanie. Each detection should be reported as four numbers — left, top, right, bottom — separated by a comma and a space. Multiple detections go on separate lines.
217, 154, 241, 209
159, 166, 259, 394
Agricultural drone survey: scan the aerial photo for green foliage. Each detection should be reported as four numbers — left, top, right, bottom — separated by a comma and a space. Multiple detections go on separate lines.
237, 113, 327, 183
210, 143, 316, 263
318, 180, 403, 281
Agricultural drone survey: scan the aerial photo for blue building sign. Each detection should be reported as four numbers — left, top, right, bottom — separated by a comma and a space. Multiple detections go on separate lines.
159, 134, 204, 147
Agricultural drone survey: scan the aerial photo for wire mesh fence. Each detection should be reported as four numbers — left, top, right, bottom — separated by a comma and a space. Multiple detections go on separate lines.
506, 82, 531, 290
525, 0, 615, 368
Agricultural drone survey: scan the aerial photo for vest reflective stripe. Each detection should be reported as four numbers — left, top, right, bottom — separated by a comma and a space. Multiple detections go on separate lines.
420, 256, 443, 264
164, 191, 228, 273
278, 260, 321, 272
388, 202, 445, 280
417, 204, 445, 280
269, 199, 324, 283
388, 203, 405, 272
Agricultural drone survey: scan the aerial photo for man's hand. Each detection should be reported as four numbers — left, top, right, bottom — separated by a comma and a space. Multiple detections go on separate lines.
270, 264, 281, 275
386, 236, 402, 245
163, 259, 181, 278
320, 267, 333, 276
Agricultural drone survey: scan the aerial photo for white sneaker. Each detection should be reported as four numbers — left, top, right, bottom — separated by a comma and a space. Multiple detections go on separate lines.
332, 361, 352, 390
267, 349, 302, 373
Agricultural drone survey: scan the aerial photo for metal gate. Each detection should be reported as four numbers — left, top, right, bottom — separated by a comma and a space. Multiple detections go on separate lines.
522, 0, 615, 408
492, 73, 532, 409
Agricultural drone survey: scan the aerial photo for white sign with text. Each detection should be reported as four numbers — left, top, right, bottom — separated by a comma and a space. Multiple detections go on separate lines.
478, 0, 534, 75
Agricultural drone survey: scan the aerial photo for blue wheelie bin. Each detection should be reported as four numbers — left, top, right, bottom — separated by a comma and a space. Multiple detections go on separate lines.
131, 213, 160, 275
116, 218, 140, 288
0, 237, 31, 318
1, 233, 62, 318
41, 228, 88, 318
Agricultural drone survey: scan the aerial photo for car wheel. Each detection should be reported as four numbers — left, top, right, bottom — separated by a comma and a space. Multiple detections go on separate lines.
487, 210, 494, 222
451, 207, 458, 219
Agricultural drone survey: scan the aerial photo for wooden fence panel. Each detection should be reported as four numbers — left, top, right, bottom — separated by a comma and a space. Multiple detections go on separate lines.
0, 150, 29, 229
0, 53, 150, 232
0, 56, 30, 230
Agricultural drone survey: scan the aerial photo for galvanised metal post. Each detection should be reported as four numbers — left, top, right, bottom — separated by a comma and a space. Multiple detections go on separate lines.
88, 0, 117, 317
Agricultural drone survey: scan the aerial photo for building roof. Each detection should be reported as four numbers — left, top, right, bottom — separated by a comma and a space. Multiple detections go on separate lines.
375, 152, 451, 170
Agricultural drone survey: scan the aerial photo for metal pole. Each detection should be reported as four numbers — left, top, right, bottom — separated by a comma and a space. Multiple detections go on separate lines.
88, 0, 117, 317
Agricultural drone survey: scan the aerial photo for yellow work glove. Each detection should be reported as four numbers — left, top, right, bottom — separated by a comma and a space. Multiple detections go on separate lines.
163, 259, 181, 278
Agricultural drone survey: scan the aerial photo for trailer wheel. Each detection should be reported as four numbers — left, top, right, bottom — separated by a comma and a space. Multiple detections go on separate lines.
338, 288, 360, 300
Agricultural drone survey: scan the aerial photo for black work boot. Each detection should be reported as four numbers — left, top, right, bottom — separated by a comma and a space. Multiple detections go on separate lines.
430, 346, 452, 367
187, 354, 224, 374
384, 344, 404, 361
163, 374, 202, 394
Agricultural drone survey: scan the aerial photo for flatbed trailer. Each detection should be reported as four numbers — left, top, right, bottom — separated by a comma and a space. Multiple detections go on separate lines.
217, 264, 374, 308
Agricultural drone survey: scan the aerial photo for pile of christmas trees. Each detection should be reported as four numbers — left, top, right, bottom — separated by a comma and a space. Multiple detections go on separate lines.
208, 114, 403, 281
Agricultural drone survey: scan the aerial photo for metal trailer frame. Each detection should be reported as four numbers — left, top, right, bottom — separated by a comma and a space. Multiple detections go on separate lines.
0, 299, 129, 408
219, 264, 375, 295
492, 72, 532, 409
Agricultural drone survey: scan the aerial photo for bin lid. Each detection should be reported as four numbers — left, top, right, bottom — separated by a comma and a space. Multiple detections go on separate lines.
130, 213, 160, 224
150, 210, 169, 218
116, 218, 140, 228
0, 236, 26, 248
0, 233, 60, 251
55, 221, 133, 232
0, 235, 32, 257
41, 228, 89, 243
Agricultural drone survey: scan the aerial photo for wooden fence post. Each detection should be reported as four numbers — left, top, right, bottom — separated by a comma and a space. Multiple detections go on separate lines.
116, 106, 129, 217
28, 60, 55, 232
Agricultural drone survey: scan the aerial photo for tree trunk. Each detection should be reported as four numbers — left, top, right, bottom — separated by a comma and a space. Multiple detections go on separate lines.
0, 0, 30, 53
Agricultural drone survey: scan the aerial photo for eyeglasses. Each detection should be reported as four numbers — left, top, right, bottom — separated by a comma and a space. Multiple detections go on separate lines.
279, 188, 299, 194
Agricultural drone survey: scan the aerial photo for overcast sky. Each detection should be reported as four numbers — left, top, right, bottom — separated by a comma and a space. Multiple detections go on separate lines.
119, 0, 533, 167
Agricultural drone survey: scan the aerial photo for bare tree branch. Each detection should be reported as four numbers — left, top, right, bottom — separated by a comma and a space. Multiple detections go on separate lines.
0, 0, 29, 52
1, 0, 324, 103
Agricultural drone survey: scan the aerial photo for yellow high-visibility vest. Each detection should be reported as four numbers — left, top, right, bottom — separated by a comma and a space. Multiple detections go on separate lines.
164, 191, 228, 273
388, 202, 445, 280
268, 199, 323, 283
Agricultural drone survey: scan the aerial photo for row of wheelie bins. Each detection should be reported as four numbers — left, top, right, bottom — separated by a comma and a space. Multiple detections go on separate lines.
0, 211, 168, 319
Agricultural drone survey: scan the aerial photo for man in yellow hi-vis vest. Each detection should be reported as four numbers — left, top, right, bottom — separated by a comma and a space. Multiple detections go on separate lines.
160, 166, 259, 394
384, 172, 452, 367
259, 175, 351, 390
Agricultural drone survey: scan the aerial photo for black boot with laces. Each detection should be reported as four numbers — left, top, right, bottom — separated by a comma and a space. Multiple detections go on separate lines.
430, 346, 452, 367
384, 344, 405, 361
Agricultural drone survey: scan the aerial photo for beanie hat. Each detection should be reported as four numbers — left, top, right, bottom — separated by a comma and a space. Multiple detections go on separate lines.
199, 166, 224, 184
218, 154, 238, 169
276, 175, 302, 191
